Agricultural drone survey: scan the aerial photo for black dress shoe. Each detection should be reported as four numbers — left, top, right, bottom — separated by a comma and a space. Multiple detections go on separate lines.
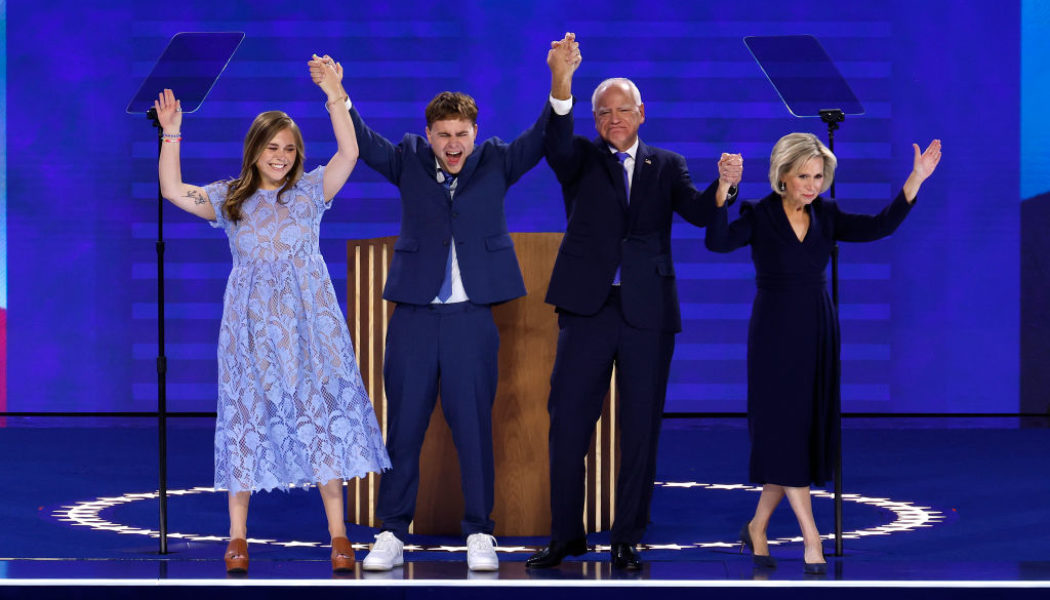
526, 538, 588, 568
610, 543, 642, 570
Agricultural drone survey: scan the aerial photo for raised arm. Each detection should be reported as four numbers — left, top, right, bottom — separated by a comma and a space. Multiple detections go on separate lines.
549, 32, 580, 105
498, 34, 581, 184
672, 152, 742, 228
311, 58, 402, 185
309, 54, 359, 202
154, 89, 215, 220
834, 139, 942, 242
543, 32, 585, 184
705, 201, 755, 253
901, 139, 942, 202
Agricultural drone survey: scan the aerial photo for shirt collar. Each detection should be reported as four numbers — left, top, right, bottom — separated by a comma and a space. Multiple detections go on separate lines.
607, 138, 640, 160
435, 158, 451, 183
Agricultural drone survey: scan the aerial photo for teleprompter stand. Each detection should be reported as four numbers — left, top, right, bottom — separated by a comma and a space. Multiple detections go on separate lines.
126, 31, 244, 554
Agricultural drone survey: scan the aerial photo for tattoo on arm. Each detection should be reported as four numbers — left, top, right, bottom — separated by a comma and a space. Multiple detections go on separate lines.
186, 189, 207, 205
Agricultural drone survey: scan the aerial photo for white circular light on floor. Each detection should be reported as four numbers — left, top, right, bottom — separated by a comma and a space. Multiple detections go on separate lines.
51, 481, 943, 552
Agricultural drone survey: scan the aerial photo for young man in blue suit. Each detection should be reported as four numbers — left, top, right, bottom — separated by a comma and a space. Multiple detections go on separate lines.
527, 34, 743, 570
310, 40, 569, 571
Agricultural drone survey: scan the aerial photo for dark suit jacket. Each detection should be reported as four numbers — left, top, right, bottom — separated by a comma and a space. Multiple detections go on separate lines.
349, 103, 550, 306
544, 106, 719, 333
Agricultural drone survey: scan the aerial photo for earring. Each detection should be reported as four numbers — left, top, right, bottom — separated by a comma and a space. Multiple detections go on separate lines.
777, 181, 786, 192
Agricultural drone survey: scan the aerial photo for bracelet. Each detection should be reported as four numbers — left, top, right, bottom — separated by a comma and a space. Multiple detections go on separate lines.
162, 132, 182, 139
326, 95, 348, 108
162, 137, 182, 143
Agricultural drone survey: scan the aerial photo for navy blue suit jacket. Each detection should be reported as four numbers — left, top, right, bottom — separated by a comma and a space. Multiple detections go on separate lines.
544, 106, 719, 333
349, 103, 551, 306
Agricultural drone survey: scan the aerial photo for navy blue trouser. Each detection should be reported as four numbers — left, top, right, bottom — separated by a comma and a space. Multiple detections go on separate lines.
377, 301, 499, 539
547, 288, 675, 545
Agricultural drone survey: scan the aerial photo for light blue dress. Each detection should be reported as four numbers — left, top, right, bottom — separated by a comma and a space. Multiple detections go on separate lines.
204, 166, 391, 493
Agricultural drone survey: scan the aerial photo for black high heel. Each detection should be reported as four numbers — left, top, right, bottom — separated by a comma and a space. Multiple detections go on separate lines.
804, 560, 827, 575
803, 548, 827, 575
739, 523, 776, 569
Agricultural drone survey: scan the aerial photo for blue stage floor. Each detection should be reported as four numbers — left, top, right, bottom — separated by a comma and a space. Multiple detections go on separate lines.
0, 415, 1047, 597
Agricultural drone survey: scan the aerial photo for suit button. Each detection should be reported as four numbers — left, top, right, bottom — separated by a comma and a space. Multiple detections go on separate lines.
443, 240, 450, 246
452, 211, 460, 218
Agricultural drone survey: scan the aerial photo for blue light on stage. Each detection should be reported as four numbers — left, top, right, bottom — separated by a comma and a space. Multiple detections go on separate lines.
1, 2, 1029, 414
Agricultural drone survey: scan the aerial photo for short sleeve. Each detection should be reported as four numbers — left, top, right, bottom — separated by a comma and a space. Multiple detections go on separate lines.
297, 165, 329, 212
202, 180, 232, 229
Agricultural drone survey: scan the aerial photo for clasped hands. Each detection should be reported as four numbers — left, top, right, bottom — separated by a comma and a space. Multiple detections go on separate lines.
719, 152, 743, 188
548, 32, 581, 81
308, 53, 345, 102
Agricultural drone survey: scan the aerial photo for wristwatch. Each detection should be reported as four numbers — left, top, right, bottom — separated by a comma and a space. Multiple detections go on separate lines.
725, 185, 739, 206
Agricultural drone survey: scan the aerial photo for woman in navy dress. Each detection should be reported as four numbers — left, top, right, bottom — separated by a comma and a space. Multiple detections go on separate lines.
705, 133, 941, 572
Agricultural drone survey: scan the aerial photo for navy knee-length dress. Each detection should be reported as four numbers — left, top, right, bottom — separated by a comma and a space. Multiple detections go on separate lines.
706, 192, 913, 487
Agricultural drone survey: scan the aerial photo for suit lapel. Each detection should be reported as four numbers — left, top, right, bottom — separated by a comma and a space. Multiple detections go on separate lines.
417, 146, 449, 209
630, 141, 652, 203
453, 149, 481, 200
626, 140, 653, 227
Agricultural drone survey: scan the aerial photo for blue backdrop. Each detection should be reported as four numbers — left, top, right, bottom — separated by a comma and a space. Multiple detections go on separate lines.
5, 1, 1025, 413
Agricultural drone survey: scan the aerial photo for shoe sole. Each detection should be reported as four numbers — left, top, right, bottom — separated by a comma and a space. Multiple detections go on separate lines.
362, 556, 404, 571
362, 562, 404, 571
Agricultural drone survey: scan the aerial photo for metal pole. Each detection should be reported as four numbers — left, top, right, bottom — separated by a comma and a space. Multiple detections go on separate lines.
819, 109, 845, 557
149, 110, 169, 554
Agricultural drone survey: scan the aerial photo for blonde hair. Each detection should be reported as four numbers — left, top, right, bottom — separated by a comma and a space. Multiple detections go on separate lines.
768, 132, 837, 195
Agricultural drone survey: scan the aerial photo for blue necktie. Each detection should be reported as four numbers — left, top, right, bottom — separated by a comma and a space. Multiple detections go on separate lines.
613, 153, 631, 285
615, 151, 631, 202
437, 172, 456, 302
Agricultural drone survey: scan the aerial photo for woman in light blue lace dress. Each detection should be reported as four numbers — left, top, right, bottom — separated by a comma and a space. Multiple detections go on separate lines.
153, 56, 390, 573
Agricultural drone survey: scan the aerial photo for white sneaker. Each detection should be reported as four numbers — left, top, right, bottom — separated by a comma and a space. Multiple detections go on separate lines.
466, 533, 499, 572
362, 531, 404, 571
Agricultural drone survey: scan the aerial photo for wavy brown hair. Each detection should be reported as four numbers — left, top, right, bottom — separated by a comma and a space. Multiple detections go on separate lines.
222, 111, 306, 222
424, 91, 478, 126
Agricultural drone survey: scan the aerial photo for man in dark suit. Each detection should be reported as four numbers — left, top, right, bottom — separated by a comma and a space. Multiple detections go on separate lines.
527, 34, 743, 570
311, 39, 573, 572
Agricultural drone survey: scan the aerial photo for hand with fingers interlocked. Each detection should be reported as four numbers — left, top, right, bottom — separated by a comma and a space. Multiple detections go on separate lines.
308, 53, 346, 103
